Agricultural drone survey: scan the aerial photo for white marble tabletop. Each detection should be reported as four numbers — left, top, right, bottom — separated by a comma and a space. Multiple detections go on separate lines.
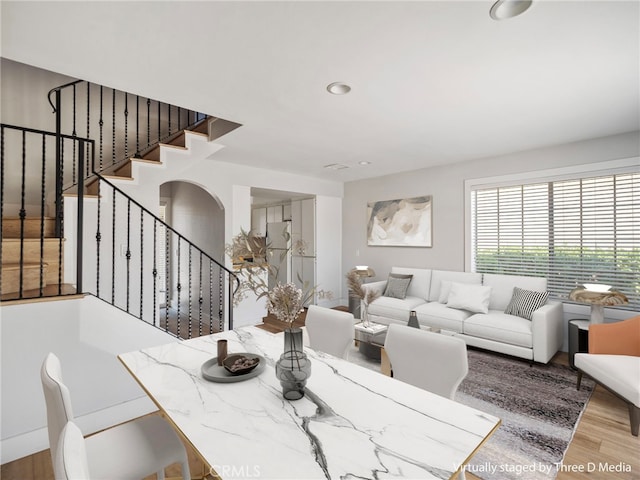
119, 326, 500, 480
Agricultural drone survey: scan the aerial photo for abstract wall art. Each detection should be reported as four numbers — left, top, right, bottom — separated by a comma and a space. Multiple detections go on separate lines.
367, 195, 432, 247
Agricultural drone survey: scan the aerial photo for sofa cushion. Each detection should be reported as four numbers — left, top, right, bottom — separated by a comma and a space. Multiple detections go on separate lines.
463, 312, 533, 348
367, 295, 426, 322
447, 282, 492, 314
391, 267, 431, 300
504, 287, 549, 320
575, 354, 640, 407
482, 273, 547, 311
383, 273, 413, 299
414, 302, 472, 333
429, 270, 482, 302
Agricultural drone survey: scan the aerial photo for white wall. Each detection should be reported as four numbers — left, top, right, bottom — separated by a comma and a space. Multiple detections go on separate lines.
0, 58, 74, 132
0, 296, 177, 463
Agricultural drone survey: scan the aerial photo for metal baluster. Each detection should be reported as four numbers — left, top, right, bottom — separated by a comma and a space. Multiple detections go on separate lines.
112, 89, 116, 167
124, 93, 129, 160
96, 179, 101, 296
219, 268, 224, 332
0, 127, 4, 290
76, 140, 85, 294
178, 107, 181, 131
39, 134, 46, 295
135, 95, 140, 158
140, 213, 144, 318
72, 84, 77, 184
164, 228, 170, 332
188, 245, 193, 339
157, 101, 161, 145
176, 237, 181, 338
85, 83, 91, 178
57, 140, 64, 295
111, 187, 116, 304
198, 252, 203, 336
168, 104, 172, 137
126, 198, 131, 312
99, 86, 104, 170
152, 219, 158, 327
147, 98, 151, 150
19, 131, 26, 297
209, 262, 214, 333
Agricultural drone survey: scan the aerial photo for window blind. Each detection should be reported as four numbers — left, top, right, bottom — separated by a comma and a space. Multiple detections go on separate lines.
471, 172, 639, 309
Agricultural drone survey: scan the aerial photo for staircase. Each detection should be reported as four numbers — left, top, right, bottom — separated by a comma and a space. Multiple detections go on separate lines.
1, 78, 241, 336
85, 116, 211, 195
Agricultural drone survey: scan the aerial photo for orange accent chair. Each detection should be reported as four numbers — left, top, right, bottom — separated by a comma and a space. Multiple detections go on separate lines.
575, 316, 640, 436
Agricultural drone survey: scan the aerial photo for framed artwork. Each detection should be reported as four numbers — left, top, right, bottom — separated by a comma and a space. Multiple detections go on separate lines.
367, 195, 432, 247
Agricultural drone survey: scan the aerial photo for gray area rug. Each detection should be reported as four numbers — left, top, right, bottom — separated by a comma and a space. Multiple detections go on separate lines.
347, 345, 594, 480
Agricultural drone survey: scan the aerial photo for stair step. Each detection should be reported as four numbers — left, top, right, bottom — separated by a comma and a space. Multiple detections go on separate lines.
2, 238, 64, 285
2, 217, 55, 238
1, 283, 79, 303
1, 262, 48, 295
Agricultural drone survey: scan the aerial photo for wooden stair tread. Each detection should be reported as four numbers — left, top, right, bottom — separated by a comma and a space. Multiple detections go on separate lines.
1, 262, 49, 295
2, 262, 48, 269
2, 237, 63, 243
2, 217, 56, 238
1, 284, 79, 303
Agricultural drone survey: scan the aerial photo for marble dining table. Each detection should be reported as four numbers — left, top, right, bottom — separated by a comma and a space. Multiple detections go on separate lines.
118, 326, 500, 480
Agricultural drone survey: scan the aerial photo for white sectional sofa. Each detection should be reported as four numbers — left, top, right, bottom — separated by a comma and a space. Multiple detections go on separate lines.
362, 267, 564, 364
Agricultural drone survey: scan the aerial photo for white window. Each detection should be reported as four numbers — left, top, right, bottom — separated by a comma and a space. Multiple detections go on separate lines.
468, 163, 639, 310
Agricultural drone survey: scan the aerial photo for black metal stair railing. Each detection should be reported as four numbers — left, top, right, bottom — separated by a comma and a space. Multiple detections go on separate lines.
0, 123, 239, 335
47, 79, 207, 184
40, 78, 240, 335
1, 76, 238, 336
0, 124, 91, 299
90, 171, 239, 335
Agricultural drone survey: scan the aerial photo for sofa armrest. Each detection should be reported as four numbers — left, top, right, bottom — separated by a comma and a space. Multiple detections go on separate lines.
361, 280, 387, 298
531, 301, 564, 363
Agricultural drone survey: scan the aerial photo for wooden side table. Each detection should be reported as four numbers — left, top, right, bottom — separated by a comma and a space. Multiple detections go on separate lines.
568, 319, 590, 370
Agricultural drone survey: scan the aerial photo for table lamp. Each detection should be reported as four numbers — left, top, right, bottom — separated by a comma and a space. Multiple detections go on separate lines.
352, 266, 375, 278
568, 283, 629, 324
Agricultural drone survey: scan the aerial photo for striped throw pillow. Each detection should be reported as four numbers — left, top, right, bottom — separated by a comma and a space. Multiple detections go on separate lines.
504, 287, 549, 320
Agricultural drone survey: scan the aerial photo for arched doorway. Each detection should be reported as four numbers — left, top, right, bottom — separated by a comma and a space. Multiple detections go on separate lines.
158, 181, 225, 337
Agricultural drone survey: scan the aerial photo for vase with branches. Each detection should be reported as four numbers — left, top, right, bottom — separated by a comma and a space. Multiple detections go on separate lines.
226, 228, 330, 399
346, 269, 381, 327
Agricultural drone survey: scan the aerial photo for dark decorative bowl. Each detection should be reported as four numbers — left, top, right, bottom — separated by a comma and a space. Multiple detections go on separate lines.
223, 354, 261, 375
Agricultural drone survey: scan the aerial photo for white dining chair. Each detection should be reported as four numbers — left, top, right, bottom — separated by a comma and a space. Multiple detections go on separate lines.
384, 324, 469, 400
305, 305, 355, 359
54, 421, 91, 480
41, 352, 191, 480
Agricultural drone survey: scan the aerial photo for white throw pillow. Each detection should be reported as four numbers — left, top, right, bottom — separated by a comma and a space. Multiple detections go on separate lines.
438, 280, 452, 303
447, 282, 492, 314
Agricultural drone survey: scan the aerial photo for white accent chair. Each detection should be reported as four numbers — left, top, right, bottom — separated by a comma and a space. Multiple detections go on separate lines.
384, 324, 469, 400
305, 305, 355, 359
575, 316, 640, 436
41, 352, 191, 480
54, 421, 91, 480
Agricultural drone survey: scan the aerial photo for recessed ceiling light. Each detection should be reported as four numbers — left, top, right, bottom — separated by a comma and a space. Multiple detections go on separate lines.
326, 82, 351, 95
358, 161, 371, 166
490, 0, 533, 20
324, 163, 349, 170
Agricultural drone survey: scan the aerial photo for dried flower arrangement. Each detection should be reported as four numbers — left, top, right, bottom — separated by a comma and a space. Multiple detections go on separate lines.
346, 269, 381, 325
226, 228, 331, 326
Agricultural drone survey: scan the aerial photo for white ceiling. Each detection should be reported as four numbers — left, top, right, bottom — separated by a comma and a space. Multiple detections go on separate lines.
2, 1, 639, 183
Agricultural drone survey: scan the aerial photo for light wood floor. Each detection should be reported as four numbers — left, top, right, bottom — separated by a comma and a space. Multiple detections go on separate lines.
3, 320, 638, 480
